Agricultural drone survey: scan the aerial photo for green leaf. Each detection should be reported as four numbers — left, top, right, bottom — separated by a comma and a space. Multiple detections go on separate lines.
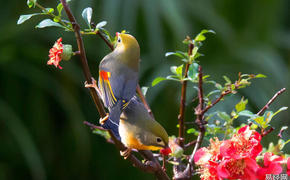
190, 46, 199, 62
166, 75, 180, 81
206, 90, 220, 98
278, 126, 288, 138
96, 21, 107, 29
17, 14, 40, 25
235, 97, 248, 113
238, 110, 254, 117
255, 74, 267, 78
99, 28, 114, 43
35, 19, 63, 28
253, 116, 267, 128
188, 63, 198, 80
223, 75, 231, 85
187, 128, 199, 136
152, 77, 166, 87
281, 139, 290, 150
170, 66, 177, 75
165, 51, 187, 59
272, 107, 288, 117
217, 112, 231, 121
82, 7, 93, 29
42, 8, 54, 14
176, 64, 183, 77
194, 29, 215, 42
215, 83, 223, 90
141, 87, 149, 97
57, 3, 63, 16
92, 129, 111, 140
27, 0, 36, 8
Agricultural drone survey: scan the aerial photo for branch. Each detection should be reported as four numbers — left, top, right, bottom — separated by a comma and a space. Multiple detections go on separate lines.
96, 31, 114, 51
184, 140, 197, 149
136, 85, 154, 118
83, 121, 160, 173
60, 0, 107, 118
174, 66, 206, 180
202, 90, 232, 115
261, 127, 274, 137
257, 88, 286, 116
177, 43, 194, 147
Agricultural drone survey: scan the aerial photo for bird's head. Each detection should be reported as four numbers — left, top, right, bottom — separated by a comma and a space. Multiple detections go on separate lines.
115, 32, 139, 50
114, 32, 140, 69
140, 121, 170, 151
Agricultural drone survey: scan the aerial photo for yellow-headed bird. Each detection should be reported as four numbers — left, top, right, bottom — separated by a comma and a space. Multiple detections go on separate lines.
119, 96, 170, 157
91, 33, 140, 136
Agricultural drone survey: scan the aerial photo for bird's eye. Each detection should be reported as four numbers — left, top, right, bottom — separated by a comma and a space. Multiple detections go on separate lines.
117, 37, 121, 43
156, 137, 162, 143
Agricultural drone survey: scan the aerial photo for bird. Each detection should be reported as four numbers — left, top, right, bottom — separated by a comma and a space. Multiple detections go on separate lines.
118, 96, 170, 158
86, 32, 140, 134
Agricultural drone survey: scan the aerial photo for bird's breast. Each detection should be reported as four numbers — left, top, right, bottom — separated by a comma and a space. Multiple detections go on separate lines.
119, 120, 162, 151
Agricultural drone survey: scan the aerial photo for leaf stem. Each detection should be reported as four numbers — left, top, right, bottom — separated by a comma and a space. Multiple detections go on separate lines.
35, 2, 72, 30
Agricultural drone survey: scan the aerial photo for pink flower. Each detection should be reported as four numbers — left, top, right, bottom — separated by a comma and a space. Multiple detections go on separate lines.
256, 152, 283, 180
47, 38, 63, 69
220, 125, 262, 159
287, 157, 290, 176
194, 138, 223, 180
217, 157, 259, 180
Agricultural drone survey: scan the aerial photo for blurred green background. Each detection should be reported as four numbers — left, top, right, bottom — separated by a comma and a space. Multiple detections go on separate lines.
0, 0, 289, 179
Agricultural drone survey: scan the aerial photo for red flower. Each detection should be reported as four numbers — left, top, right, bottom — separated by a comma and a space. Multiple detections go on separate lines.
47, 38, 64, 69
199, 161, 222, 180
194, 138, 223, 180
220, 125, 262, 159
287, 157, 290, 176
256, 152, 283, 180
217, 157, 259, 180
160, 147, 171, 156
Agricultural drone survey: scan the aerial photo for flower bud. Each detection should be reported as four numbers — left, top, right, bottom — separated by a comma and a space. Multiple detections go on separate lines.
61, 44, 73, 61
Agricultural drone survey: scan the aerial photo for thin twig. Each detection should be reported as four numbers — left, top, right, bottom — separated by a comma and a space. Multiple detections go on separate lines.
257, 88, 286, 116
202, 90, 231, 115
177, 43, 194, 147
137, 85, 154, 118
184, 140, 197, 149
261, 127, 274, 137
96, 31, 114, 51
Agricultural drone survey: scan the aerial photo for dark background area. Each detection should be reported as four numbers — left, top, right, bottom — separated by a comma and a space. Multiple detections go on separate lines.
0, 0, 289, 179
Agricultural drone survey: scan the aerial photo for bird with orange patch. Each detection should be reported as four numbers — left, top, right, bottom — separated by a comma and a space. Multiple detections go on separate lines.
119, 96, 170, 158
86, 32, 140, 137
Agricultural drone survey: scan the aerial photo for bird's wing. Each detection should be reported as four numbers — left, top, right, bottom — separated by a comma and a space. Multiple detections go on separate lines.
99, 63, 138, 109
98, 70, 118, 108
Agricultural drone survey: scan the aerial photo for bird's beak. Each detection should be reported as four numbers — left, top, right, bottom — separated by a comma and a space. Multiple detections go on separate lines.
116, 32, 119, 37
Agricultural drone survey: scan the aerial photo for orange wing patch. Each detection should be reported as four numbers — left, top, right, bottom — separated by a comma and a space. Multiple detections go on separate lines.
100, 70, 111, 80
99, 70, 117, 107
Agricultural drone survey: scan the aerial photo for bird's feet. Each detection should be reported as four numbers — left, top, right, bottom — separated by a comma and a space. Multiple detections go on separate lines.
120, 148, 132, 159
99, 113, 109, 125
84, 77, 102, 97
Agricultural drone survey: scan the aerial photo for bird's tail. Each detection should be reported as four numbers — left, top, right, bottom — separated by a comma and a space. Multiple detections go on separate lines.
102, 119, 120, 139
102, 101, 122, 139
